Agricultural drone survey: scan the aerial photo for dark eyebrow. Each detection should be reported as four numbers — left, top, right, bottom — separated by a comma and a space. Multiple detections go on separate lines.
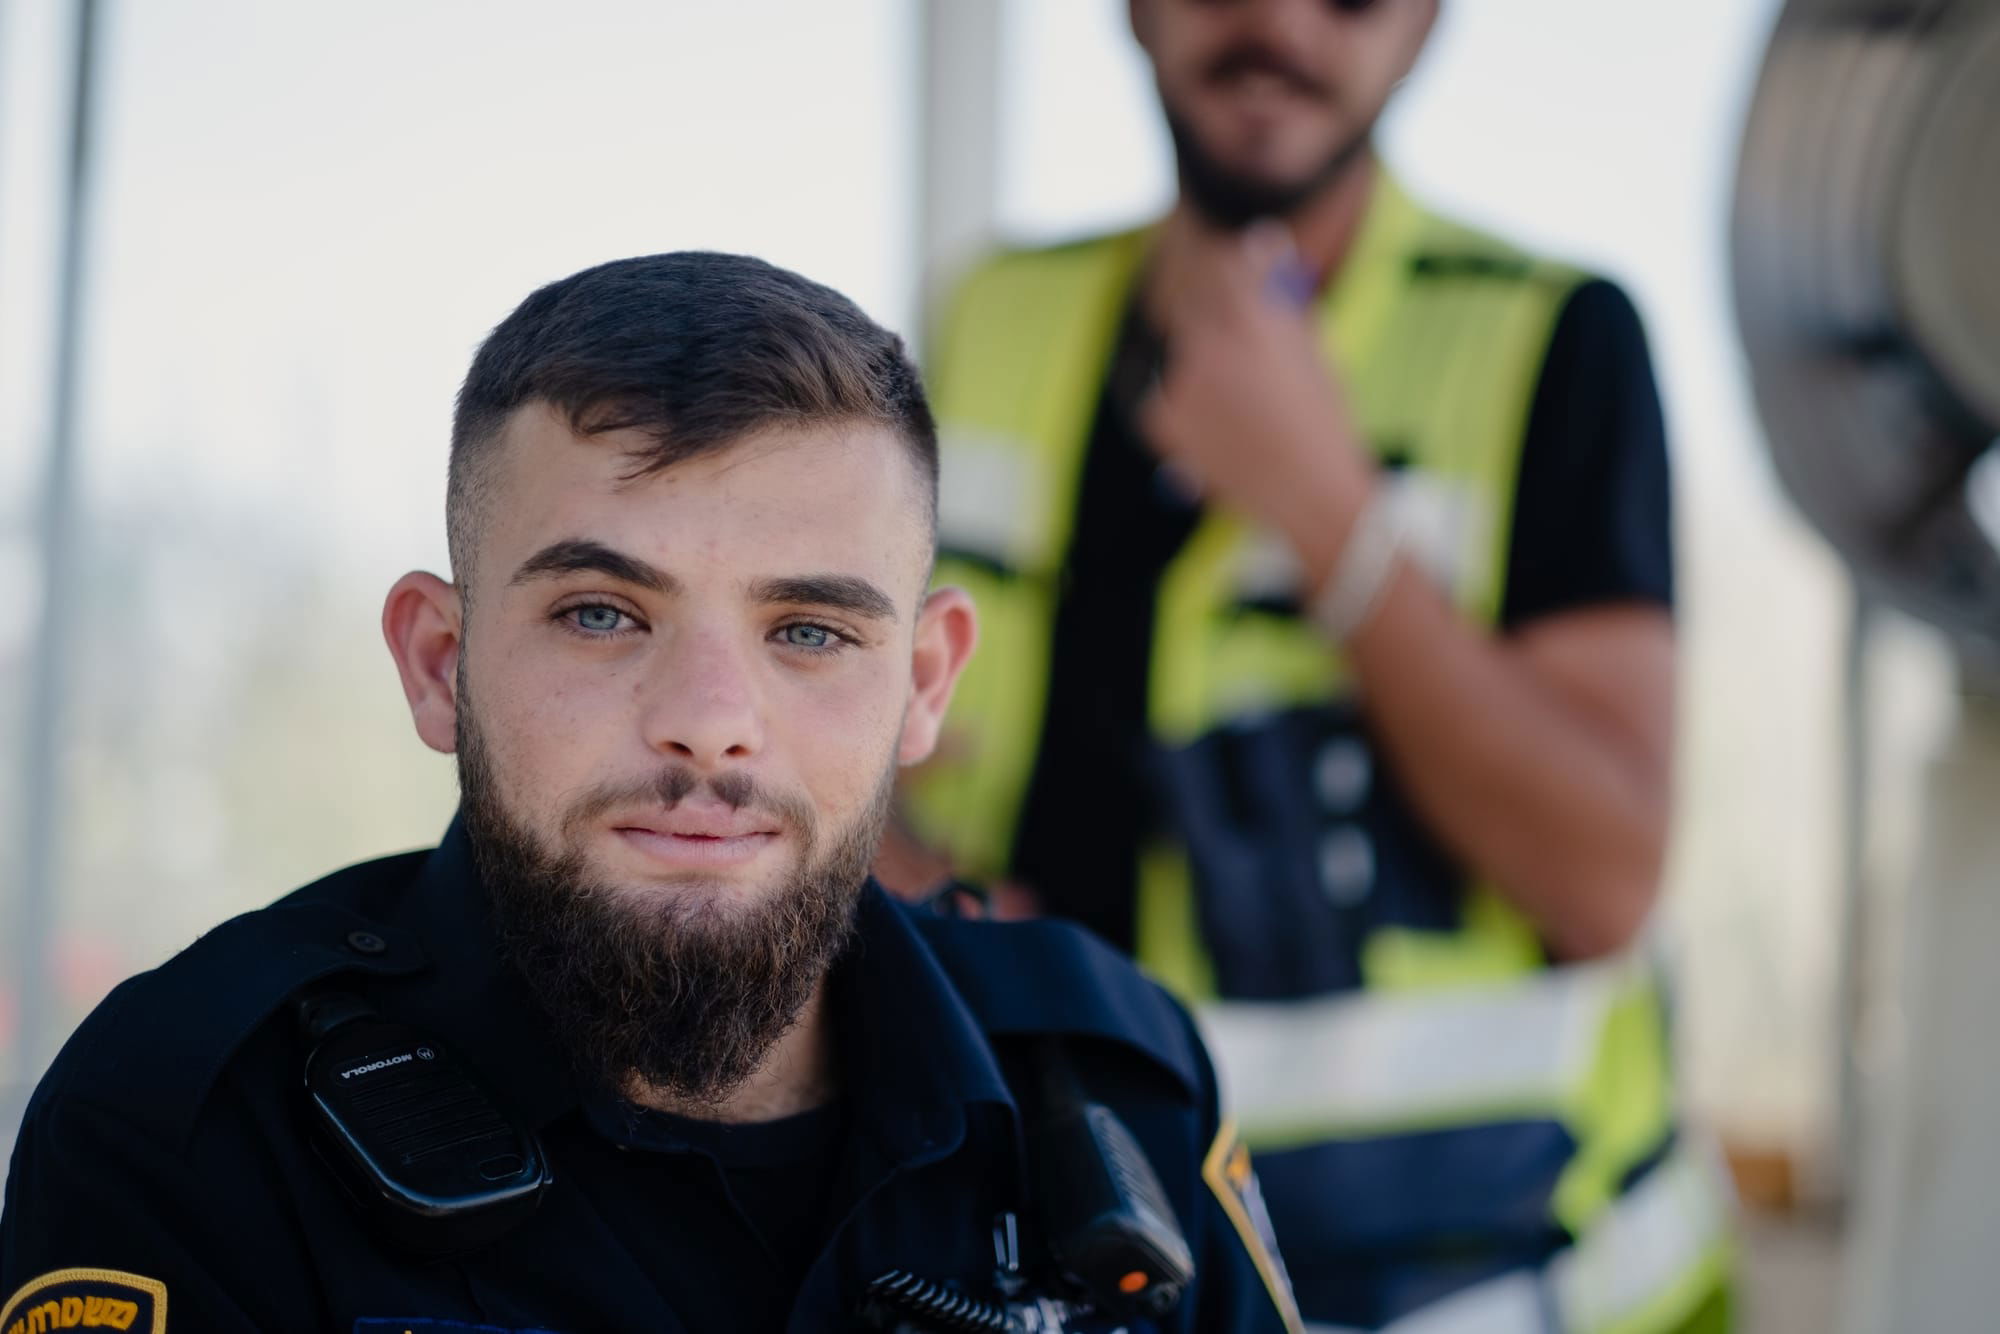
509, 539, 676, 594
751, 574, 897, 622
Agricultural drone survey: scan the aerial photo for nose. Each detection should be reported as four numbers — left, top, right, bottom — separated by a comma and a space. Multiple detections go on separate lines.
1244, 0, 1324, 45
636, 629, 765, 770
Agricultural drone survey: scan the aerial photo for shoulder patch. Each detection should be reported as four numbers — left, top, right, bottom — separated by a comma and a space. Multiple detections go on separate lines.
1203, 1121, 1305, 1334
1, 1268, 165, 1334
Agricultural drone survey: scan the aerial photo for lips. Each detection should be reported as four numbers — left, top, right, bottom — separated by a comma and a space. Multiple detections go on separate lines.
612, 797, 778, 842
1205, 48, 1327, 101
613, 826, 780, 870
607, 798, 784, 870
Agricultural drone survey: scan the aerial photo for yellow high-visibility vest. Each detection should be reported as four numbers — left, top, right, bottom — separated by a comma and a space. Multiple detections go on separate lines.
907, 174, 1732, 1334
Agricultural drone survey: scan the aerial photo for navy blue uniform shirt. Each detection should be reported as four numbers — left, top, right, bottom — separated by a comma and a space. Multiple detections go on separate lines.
1, 821, 1299, 1333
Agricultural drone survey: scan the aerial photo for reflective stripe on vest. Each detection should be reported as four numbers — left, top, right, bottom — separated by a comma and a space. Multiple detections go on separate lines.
1302, 1138, 1735, 1334
1202, 947, 1679, 1238
1198, 955, 1652, 1148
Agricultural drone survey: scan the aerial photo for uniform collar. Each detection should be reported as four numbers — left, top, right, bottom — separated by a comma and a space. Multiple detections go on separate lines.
392, 815, 1019, 1161
830, 884, 1019, 1164
385, 817, 580, 1132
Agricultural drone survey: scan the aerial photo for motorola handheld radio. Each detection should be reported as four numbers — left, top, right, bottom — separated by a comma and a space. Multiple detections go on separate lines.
859, 1039, 1195, 1332
1027, 1039, 1195, 1320
298, 990, 550, 1259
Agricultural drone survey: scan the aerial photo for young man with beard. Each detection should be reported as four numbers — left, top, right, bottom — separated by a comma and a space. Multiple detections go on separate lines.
0, 254, 1302, 1334
886, 1, 1735, 1331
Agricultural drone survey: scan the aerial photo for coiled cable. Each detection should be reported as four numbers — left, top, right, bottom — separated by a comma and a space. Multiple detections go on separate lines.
864, 1269, 1011, 1333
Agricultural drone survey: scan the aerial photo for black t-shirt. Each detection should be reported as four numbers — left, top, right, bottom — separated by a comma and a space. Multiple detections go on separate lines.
1008, 278, 1673, 951
574, 1092, 852, 1331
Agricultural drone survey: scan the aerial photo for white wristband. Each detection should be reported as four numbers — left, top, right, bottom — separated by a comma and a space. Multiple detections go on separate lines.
1309, 489, 1404, 643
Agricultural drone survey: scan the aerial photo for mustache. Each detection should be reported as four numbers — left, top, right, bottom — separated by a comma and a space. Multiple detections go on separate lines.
1204, 42, 1330, 100
562, 766, 815, 839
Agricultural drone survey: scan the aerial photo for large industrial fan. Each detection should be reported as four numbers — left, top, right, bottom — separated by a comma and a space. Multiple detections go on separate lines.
1732, 3, 2000, 1329
1734, 0, 2000, 668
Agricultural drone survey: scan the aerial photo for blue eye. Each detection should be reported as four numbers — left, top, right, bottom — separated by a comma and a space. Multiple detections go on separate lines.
571, 605, 626, 634
781, 623, 837, 650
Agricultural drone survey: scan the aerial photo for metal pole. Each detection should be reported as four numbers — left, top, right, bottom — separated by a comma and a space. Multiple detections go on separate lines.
1833, 580, 1873, 1200
0, 0, 12, 355
15, 0, 104, 1093
914, 0, 1002, 353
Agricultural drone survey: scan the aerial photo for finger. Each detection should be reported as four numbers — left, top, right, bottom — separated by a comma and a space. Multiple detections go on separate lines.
1135, 370, 1185, 456
1156, 458, 1205, 503
1134, 384, 1206, 501
1150, 252, 1210, 334
1168, 238, 1235, 324
990, 880, 1043, 922
1187, 221, 1301, 323
1184, 217, 1265, 290
1245, 219, 1314, 310
1243, 218, 1297, 270
1135, 372, 1170, 448
1152, 214, 1228, 326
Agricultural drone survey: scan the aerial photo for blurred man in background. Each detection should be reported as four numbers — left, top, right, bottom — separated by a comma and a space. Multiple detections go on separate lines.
885, 0, 1735, 1329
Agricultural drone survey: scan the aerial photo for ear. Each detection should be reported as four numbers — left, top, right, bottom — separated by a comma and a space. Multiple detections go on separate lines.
382, 571, 463, 754
898, 585, 978, 767
1128, 0, 1153, 53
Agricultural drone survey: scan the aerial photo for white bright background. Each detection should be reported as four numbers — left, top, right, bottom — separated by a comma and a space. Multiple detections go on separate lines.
1, 0, 1955, 1173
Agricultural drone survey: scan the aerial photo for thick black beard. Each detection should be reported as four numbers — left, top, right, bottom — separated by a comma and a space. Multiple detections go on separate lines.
455, 698, 890, 1108
1164, 106, 1372, 232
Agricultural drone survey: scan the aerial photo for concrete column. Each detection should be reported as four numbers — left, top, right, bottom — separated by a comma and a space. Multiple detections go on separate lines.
914, 0, 1003, 352
1843, 681, 2000, 1332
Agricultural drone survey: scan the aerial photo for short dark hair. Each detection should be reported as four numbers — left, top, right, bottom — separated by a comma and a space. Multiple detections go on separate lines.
448, 252, 936, 581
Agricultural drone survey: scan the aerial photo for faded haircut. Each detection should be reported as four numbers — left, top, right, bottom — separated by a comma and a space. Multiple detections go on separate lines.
447, 252, 937, 589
